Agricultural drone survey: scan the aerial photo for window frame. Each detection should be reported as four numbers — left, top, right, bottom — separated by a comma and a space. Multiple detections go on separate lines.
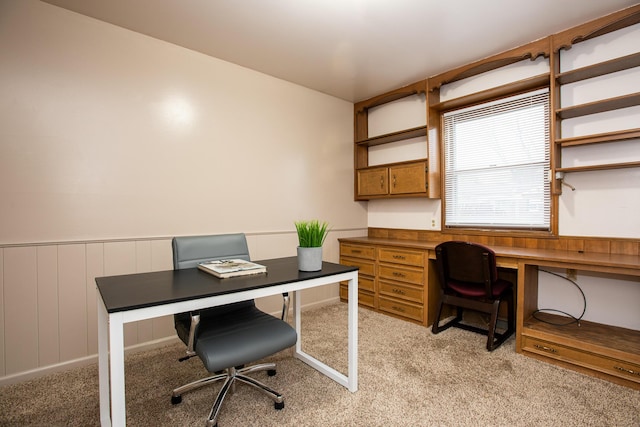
440, 87, 556, 237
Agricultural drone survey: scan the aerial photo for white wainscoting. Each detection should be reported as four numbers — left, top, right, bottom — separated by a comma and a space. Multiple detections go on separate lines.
0, 229, 366, 385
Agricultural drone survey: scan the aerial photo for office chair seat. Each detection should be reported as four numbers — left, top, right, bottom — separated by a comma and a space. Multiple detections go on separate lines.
195, 303, 297, 373
447, 278, 511, 298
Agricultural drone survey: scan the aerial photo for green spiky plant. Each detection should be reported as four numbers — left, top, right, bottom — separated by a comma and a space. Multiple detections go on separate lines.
294, 220, 330, 247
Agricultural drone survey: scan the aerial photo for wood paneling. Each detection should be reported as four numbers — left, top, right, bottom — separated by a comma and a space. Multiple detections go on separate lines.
58, 244, 88, 362
85, 243, 104, 356
1, 232, 351, 384
0, 238, 175, 382
3, 247, 38, 375
0, 248, 4, 376
36, 246, 59, 366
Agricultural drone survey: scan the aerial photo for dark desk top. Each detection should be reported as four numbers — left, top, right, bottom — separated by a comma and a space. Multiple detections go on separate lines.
96, 256, 358, 313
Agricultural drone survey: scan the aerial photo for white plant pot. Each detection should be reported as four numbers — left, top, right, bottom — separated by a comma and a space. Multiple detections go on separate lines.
297, 246, 323, 272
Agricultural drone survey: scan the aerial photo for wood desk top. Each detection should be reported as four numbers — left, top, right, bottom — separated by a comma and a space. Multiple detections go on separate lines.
339, 236, 640, 273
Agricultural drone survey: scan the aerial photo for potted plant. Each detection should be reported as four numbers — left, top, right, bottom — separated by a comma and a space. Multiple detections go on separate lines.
294, 220, 330, 271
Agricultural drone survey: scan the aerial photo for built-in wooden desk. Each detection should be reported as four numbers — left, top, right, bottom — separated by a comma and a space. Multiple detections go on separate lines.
339, 237, 640, 390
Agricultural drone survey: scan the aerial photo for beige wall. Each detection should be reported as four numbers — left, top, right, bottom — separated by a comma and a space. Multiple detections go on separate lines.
0, 0, 366, 244
0, 0, 367, 383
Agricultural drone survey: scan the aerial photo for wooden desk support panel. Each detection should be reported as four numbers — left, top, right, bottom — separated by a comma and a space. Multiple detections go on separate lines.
517, 261, 640, 390
339, 237, 640, 389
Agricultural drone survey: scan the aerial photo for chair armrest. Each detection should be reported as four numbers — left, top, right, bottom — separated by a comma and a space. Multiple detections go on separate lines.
185, 311, 200, 356
281, 292, 290, 322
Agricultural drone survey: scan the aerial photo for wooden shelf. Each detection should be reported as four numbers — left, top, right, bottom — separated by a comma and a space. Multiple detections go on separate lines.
556, 128, 640, 147
431, 73, 549, 112
524, 312, 640, 359
556, 92, 640, 119
556, 161, 640, 173
355, 126, 427, 147
553, 11, 640, 181
556, 52, 640, 84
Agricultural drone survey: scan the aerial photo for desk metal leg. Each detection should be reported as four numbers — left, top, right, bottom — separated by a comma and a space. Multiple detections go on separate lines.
98, 298, 126, 427
109, 313, 126, 426
347, 274, 358, 392
98, 297, 111, 426
292, 273, 358, 392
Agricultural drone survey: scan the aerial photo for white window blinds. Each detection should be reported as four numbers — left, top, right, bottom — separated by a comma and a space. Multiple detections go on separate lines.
443, 89, 550, 230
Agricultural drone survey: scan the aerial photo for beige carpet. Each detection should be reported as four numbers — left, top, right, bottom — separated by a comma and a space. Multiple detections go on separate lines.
1, 302, 638, 427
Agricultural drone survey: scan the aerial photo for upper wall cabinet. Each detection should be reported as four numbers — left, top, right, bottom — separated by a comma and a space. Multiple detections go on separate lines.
550, 6, 640, 193
353, 80, 441, 201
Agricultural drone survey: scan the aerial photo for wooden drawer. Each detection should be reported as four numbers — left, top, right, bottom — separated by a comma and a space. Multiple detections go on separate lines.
522, 335, 640, 386
378, 296, 423, 322
341, 243, 376, 260
378, 280, 423, 304
340, 285, 375, 308
378, 248, 424, 267
340, 257, 375, 277
378, 264, 423, 286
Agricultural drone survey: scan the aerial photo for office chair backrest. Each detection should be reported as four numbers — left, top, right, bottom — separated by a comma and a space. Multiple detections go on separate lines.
172, 233, 250, 270
171, 233, 254, 324
435, 241, 498, 298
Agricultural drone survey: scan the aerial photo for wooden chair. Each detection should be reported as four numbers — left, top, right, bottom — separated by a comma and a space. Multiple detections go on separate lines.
431, 241, 515, 351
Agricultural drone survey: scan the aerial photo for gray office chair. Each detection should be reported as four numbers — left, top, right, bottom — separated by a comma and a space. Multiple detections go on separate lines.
170, 233, 297, 427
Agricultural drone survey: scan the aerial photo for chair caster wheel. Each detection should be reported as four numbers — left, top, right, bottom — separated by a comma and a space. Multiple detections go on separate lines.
267, 369, 276, 376
274, 401, 284, 410
171, 395, 182, 405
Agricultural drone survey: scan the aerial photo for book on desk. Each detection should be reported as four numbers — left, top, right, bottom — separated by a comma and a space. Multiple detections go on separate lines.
197, 259, 267, 279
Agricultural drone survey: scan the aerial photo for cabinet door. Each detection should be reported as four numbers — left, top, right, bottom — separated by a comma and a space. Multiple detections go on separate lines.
389, 162, 427, 194
357, 167, 388, 196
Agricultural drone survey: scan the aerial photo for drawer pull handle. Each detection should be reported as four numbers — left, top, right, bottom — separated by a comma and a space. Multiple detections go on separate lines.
392, 306, 405, 313
351, 250, 362, 254
534, 344, 557, 354
392, 272, 406, 278
392, 288, 405, 295
614, 366, 640, 377
392, 255, 406, 260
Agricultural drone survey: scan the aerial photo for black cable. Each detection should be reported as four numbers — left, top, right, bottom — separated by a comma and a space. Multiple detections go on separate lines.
532, 269, 587, 326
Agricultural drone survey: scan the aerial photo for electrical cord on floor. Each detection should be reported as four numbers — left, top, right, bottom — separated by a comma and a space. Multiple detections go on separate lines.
533, 269, 586, 327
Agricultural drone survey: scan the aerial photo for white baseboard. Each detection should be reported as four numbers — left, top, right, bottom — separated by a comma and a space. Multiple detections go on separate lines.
0, 336, 180, 387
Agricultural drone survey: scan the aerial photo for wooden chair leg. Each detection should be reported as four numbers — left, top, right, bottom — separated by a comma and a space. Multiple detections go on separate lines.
431, 299, 445, 334
486, 299, 501, 351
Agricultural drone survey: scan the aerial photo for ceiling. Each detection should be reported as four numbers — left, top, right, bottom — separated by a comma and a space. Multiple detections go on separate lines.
42, 0, 638, 102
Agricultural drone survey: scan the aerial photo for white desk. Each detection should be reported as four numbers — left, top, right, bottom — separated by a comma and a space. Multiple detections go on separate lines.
96, 257, 359, 426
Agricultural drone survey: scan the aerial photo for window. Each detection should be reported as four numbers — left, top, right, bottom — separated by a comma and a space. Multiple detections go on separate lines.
443, 89, 550, 230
